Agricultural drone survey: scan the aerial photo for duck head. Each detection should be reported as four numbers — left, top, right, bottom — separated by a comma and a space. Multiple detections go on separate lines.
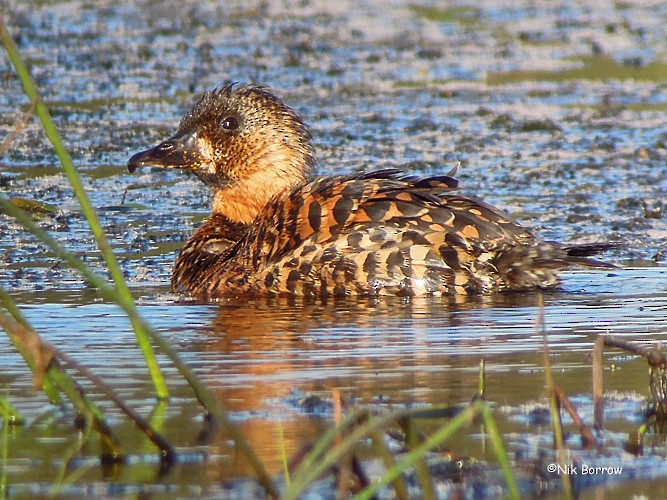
128, 84, 316, 224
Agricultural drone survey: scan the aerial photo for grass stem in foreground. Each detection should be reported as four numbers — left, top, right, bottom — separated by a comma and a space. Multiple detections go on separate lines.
1, 410, 7, 500
0, 396, 22, 426
479, 405, 520, 499
593, 335, 604, 430
0, 200, 278, 497
539, 294, 573, 499
353, 403, 479, 500
277, 418, 291, 488
0, 15, 167, 399
0, 287, 62, 404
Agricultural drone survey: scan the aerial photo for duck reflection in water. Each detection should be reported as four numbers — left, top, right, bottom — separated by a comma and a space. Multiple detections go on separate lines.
188, 293, 550, 474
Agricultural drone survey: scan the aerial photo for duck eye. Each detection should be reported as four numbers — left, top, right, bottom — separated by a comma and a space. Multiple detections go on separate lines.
221, 116, 239, 132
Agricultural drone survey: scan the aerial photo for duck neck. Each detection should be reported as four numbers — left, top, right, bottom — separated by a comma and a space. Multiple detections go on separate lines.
211, 164, 309, 225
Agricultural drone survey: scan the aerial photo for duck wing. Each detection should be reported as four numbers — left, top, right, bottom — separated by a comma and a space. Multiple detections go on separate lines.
206, 169, 610, 297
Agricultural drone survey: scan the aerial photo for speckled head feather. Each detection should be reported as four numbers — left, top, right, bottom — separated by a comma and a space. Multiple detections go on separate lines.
178, 83, 315, 182
129, 84, 317, 224
178, 82, 238, 132
179, 83, 312, 142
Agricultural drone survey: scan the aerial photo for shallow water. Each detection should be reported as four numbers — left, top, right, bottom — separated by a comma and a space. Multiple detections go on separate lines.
4, 268, 667, 496
2, 0, 667, 497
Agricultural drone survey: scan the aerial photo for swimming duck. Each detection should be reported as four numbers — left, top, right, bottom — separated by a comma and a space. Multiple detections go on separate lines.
128, 84, 610, 300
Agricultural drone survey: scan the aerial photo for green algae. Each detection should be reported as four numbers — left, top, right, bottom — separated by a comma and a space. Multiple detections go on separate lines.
487, 56, 667, 85
408, 4, 480, 25
8, 197, 57, 215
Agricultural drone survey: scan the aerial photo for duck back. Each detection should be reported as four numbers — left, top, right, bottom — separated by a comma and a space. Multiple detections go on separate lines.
172, 169, 606, 299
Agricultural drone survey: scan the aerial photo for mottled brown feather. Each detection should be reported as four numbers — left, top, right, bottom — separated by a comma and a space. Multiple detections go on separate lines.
128, 85, 612, 300
181, 170, 601, 298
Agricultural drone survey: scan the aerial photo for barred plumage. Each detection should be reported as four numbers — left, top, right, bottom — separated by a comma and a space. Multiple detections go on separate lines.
128, 84, 612, 300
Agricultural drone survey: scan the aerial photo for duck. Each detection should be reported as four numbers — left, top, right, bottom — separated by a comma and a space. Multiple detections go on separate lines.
127, 83, 611, 300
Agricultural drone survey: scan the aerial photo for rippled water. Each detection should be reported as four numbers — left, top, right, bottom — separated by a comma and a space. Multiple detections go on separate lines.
2, 0, 667, 497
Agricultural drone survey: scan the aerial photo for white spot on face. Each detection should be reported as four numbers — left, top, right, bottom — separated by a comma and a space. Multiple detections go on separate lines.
197, 136, 217, 174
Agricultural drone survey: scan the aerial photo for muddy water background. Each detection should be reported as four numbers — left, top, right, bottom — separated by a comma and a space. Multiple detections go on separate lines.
1, 0, 667, 497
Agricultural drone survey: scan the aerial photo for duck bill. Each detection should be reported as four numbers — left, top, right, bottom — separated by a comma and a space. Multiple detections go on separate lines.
127, 130, 200, 173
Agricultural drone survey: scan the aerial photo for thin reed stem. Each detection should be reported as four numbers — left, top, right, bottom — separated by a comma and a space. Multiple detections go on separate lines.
0, 15, 168, 399
538, 294, 573, 499
353, 403, 480, 500
0, 18, 277, 497
479, 405, 520, 499
0, 200, 277, 497
1, 410, 7, 500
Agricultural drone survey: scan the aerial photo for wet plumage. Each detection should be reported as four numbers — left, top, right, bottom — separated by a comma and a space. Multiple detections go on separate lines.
128, 84, 611, 300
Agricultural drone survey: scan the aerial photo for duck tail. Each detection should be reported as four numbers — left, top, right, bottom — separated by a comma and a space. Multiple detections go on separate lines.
493, 242, 616, 291
563, 242, 618, 268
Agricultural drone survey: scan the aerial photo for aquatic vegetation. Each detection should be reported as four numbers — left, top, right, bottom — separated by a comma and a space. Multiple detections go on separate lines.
0, 17, 277, 497
488, 56, 667, 85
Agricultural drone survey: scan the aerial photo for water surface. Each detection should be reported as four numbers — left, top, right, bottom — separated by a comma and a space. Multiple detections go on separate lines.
2, 0, 667, 497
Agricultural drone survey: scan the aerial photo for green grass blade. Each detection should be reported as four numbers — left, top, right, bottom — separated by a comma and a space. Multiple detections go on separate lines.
276, 418, 291, 488
368, 416, 409, 500
0, 201, 277, 497
1, 409, 7, 500
0, 311, 122, 457
147, 400, 169, 440
0, 15, 168, 399
0, 288, 30, 330
0, 396, 22, 426
52, 347, 176, 460
0, 288, 61, 404
47, 365, 121, 456
538, 294, 572, 498
399, 415, 435, 499
480, 405, 520, 499
353, 403, 480, 500
286, 408, 401, 500
48, 412, 95, 498
288, 407, 370, 487
479, 359, 486, 397
288, 404, 474, 499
